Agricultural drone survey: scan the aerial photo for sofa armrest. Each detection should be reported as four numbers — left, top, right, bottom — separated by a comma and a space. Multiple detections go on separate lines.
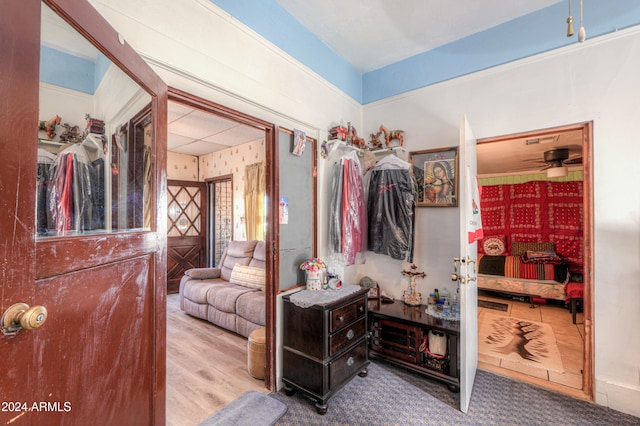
184, 267, 222, 280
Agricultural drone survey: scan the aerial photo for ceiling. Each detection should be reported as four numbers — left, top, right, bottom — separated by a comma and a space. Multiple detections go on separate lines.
168, 102, 264, 156
275, 0, 563, 73
167, 1, 582, 174
476, 129, 583, 176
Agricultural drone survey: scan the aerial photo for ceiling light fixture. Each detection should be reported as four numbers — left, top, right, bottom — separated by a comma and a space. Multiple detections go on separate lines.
566, 0, 574, 37
547, 165, 568, 178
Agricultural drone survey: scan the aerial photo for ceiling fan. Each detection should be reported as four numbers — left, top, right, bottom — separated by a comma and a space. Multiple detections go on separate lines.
538, 148, 583, 177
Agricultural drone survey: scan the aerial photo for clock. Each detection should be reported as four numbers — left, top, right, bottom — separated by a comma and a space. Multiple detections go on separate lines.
482, 236, 506, 256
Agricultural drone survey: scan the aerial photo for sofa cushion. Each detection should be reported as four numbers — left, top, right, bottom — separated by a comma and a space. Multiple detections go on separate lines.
249, 241, 266, 270
229, 265, 265, 290
185, 267, 221, 279
236, 291, 265, 326
220, 240, 258, 281
182, 280, 225, 304
206, 284, 256, 313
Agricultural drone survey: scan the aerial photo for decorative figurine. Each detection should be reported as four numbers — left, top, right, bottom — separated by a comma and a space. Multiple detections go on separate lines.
39, 115, 61, 140
59, 123, 84, 143
368, 131, 385, 150
402, 264, 426, 306
379, 124, 405, 147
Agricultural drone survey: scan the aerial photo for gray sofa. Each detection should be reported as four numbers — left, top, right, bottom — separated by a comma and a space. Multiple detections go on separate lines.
179, 240, 266, 338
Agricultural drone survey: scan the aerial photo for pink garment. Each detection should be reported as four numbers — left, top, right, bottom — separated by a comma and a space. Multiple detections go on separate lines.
341, 157, 367, 265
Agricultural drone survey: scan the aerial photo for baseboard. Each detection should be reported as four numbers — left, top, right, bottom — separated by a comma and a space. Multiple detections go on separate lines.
595, 378, 640, 418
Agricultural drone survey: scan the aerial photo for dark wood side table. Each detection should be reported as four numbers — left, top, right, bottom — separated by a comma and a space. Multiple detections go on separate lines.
282, 287, 370, 414
368, 300, 460, 391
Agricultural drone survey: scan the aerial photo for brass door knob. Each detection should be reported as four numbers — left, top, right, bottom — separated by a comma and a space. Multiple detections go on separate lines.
1, 303, 48, 336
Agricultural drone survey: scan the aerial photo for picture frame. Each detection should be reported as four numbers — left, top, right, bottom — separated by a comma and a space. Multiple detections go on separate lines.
409, 147, 459, 207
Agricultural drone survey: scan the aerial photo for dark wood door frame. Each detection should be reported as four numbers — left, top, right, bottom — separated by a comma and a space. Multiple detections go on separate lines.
477, 121, 594, 401
168, 87, 277, 391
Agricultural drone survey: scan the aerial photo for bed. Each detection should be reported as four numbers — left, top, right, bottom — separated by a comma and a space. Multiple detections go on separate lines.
477, 180, 584, 303
477, 253, 569, 301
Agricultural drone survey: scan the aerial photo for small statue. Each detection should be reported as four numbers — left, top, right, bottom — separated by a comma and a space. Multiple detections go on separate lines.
39, 115, 61, 140
379, 124, 405, 147
368, 131, 385, 150
402, 264, 426, 306
59, 123, 84, 143
351, 126, 367, 149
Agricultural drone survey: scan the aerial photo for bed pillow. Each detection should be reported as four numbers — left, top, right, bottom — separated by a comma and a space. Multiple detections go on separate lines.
522, 250, 562, 264
229, 265, 265, 290
511, 241, 555, 256
479, 235, 507, 256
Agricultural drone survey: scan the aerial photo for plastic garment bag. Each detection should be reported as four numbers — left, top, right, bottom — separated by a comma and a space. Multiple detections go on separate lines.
329, 151, 367, 265
366, 155, 417, 262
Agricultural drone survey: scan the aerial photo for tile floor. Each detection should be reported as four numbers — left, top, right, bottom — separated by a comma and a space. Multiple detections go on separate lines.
477, 292, 585, 390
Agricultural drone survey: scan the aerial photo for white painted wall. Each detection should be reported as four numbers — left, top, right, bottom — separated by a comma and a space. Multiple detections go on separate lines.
90, 0, 640, 417
363, 29, 640, 417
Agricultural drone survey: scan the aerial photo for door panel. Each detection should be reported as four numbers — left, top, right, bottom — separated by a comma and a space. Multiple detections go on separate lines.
459, 114, 479, 413
0, 1, 168, 424
33, 257, 155, 425
167, 181, 206, 293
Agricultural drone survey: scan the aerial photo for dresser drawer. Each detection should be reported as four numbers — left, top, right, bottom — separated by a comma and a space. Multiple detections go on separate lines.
330, 296, 366, 333
329, 339, 367, 390
329, 317, 366, 356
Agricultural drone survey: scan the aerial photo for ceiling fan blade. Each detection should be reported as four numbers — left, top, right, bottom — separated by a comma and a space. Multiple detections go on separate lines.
564, 156, 583, 165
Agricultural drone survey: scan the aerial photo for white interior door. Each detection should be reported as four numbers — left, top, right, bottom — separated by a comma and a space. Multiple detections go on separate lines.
459, 114, 480, 413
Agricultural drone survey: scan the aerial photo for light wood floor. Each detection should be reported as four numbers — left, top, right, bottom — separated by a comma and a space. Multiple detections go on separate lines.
477, 292, 586, 399
166, 294, 267, 426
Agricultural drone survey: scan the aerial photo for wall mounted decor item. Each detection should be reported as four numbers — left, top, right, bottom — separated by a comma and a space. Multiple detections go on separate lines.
410, 147, 458, 207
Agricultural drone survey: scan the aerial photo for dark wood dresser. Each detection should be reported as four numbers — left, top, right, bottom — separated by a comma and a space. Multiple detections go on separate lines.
282, 287, 369, 414
368, 300, 460, 391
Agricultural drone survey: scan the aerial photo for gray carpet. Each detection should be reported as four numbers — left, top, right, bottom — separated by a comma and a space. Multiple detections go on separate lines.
271, 361, 639, 425
200, 390, 287, 425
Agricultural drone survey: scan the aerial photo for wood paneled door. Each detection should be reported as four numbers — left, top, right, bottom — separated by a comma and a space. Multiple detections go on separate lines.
1, 0, 168, 424
167, 180, 206, 293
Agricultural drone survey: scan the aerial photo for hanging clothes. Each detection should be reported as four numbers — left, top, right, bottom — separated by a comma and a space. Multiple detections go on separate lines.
48, 142, 103, 235
366, 155, 417, 262
329, 151, 367, 265
37, 148, 57, 235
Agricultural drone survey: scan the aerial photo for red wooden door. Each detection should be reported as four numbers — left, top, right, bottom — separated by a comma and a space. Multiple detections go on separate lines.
0, 1, 168, 424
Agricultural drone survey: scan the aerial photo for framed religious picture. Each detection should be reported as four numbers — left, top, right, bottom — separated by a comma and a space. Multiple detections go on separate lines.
410, 147, 459, 207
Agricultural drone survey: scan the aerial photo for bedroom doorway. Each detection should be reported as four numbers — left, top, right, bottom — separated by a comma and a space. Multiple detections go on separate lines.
475, 122, 593, 401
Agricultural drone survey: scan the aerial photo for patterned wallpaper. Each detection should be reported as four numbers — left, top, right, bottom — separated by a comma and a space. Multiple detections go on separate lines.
167, 152, 199, 181
200, 138, 266, 240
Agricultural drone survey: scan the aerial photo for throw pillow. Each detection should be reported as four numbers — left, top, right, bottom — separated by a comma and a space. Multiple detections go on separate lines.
511, 241, 555, 256
230, 265, 265, 290
479, 235, 507, 256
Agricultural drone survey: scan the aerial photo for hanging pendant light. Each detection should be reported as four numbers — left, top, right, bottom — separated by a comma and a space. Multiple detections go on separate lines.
566, 0, 574, 37
578, 0, 586, 42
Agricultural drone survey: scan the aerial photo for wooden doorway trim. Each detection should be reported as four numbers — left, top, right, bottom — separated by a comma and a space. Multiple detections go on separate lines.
477, 121, 594, 401
168, 87, 277, 391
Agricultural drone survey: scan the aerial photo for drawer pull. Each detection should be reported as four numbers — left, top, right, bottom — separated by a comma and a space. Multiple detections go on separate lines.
347, 356, 354, 367
346, 329, 354, 340
358, 306, 364, 313
337, 315, 344, 323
